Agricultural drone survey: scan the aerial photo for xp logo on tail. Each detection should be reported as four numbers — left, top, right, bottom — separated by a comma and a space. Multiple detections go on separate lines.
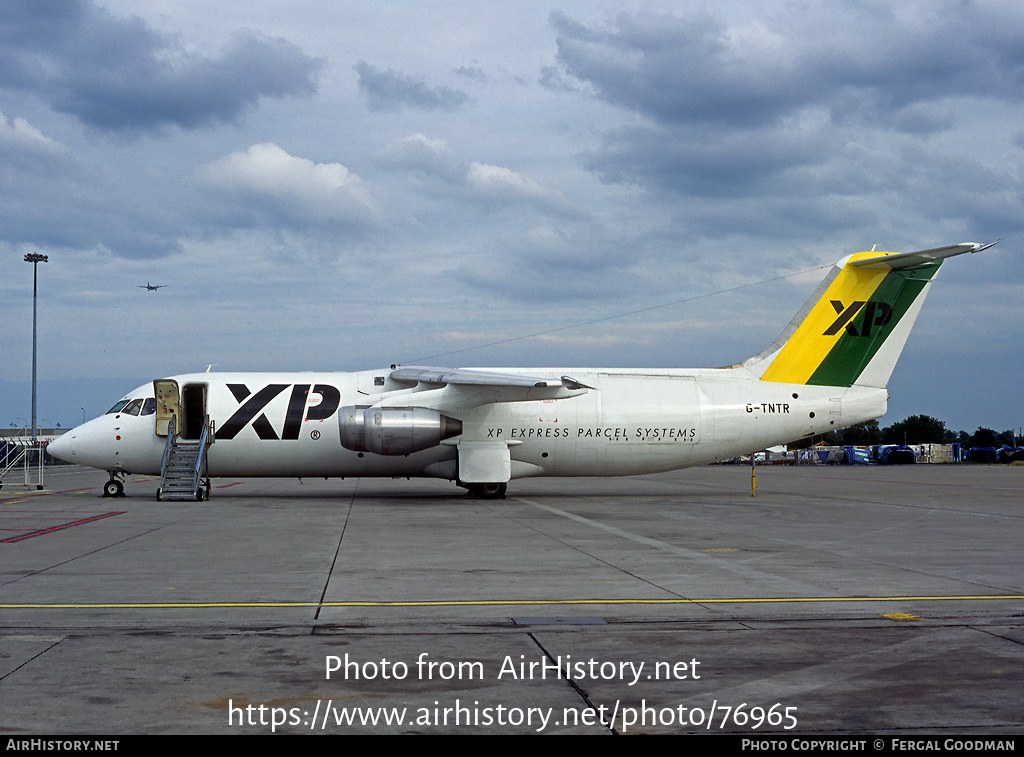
824, 300, 893, 337
759, 254, 942, 387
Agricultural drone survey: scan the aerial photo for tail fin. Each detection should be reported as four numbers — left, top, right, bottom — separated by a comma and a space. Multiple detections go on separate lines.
745, 242, 995, 389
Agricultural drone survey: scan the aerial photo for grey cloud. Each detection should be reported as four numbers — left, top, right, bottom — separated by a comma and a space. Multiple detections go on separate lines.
550, 9, 803, 128
455, 239, 639, 304
2, 191, 183, 259
892, 105, 956, 135
379, 134, 583, 219
548, 5, 1024, 246
585, 122, 837, 198
0, 112, 66, 170
551, 5, 1024, 130
354, 61, 471, 112
0, 0, 323, 132
892, 145, 1024, 239
452, 217, 668, 306
539, 65, 585, 94
453, 65, 488, 83
377, 133, 468, 183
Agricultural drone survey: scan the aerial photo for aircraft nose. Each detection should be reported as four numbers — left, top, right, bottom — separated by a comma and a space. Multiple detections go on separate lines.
47, 431, 74, 462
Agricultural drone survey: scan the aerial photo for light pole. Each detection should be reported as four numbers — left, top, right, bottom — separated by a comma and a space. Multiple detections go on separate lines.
24, 252, 48, 441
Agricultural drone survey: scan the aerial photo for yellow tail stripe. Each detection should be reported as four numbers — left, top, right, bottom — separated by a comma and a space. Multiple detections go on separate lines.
760, 252, 890, 384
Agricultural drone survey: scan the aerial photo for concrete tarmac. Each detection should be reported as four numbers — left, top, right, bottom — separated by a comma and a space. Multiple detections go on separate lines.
1, 463, 1022, 735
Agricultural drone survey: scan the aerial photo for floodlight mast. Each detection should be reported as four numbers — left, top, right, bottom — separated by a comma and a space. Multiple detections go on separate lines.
24, 252, 48, 441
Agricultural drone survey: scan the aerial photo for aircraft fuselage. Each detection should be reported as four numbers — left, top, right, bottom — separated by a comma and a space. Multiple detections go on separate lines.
52, 368, 885, 480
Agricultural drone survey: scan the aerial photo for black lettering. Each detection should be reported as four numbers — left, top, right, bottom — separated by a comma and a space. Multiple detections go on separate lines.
282, 385, 310, 440
305, 384, 340, 422
218, 384, 289, 440
227, 384, 251, 403
251, 413, 279, 440
860, 301, 877, 337
824, 300, 865, 336
870, 301, 892, 332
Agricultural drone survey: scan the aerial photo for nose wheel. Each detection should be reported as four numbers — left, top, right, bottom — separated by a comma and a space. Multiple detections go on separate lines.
103, 476, 125, 498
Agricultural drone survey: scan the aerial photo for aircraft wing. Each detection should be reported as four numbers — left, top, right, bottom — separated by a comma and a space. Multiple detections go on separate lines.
850, 241, 999, 270
383, 367, 593, 483
391, 366, 592, 390
384, 366, 592, 408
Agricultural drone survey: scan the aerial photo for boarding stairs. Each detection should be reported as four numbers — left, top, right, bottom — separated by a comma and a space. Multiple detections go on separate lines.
158, 415, 211, 501
0, 438, 45, 491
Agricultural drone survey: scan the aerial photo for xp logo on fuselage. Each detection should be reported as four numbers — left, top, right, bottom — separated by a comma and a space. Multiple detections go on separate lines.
823, 300, 893, 338
218, 384, 341, 440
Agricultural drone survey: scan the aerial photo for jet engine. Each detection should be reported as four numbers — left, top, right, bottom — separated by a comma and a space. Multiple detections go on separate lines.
339, 406, 463, 456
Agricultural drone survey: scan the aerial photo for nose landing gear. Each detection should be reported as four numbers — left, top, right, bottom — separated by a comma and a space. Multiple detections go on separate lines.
103, 473, 125, 498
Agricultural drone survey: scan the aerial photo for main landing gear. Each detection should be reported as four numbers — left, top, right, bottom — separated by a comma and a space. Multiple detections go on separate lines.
102, 473, 125, 498
465, 482, 507, 499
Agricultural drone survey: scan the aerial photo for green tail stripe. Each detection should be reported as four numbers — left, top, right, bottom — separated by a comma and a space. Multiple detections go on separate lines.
806, 263, 940, 387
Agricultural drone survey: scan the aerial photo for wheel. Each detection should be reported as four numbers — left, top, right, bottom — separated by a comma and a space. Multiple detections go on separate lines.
470, 482, 507, 499
195, 487, 205, 502
156, 488, 162, 502
103, 479, 124, 498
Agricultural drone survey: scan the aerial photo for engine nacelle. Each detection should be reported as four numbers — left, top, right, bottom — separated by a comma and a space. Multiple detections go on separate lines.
339, 406, 463, 456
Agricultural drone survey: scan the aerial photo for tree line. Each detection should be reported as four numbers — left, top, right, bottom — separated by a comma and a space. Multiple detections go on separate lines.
804, 415, 1019, 448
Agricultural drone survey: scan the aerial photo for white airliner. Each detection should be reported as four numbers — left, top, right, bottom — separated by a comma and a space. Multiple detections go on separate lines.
48, 243, 994, 500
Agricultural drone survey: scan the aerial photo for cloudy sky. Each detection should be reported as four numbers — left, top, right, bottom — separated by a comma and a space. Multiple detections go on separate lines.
1, 0, 1021, 434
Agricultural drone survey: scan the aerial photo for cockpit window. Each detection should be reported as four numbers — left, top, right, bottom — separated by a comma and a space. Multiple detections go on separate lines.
123, 399, 144, 416
141, 398, 156, 416
106, 400, 131, 414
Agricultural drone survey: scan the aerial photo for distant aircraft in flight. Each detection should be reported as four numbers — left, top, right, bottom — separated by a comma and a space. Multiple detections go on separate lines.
138, 282, 166, 291
50, 242, 997, 500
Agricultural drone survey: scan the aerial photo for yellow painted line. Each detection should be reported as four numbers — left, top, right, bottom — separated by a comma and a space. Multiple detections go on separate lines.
1, 487, 99, 504
2, 595, 1022, 609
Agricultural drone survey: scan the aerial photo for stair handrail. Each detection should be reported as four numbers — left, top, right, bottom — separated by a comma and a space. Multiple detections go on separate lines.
159, 414, 177, 491
193, 415, 210, 486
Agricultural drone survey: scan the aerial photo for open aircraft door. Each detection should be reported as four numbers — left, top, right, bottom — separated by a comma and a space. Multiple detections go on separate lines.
154, 379, 179, 437
179, 383, 208, 440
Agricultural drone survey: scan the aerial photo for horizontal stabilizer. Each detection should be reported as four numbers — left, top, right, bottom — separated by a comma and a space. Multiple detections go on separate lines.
849, 241, 999, 270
